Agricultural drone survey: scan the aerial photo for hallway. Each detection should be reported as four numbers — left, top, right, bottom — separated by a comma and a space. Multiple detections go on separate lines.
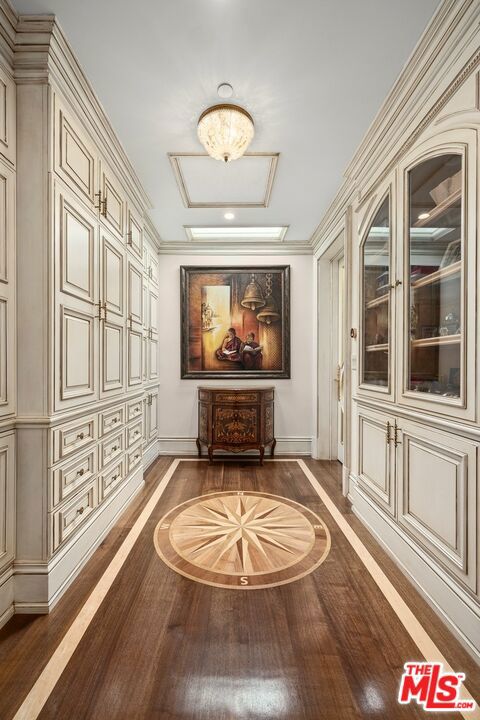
1, 458, 478, 719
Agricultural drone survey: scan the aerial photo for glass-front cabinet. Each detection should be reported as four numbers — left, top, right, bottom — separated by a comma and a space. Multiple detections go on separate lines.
357, 130, 476, 420
360, 194, 392, 392
406, 153, 463, 399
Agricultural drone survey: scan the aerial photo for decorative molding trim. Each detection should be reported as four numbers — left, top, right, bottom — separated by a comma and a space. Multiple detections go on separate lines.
349, 475, 480, 662
157, 241, 312, 256
168, 152, 279, 209
158, 436, 312, 456
143, 214, 162, 251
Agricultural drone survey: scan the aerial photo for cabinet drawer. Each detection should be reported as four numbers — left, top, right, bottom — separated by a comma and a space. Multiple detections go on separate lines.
214, 392, 260, 404
99, 458, 125, 501
51, 479, 98, 552
51, 448, 97, 509
99, 404, 125, 436
127, 397, 143, 422
99, 428, 124, 468
52, 414, 97, 464
127, 419, 143, 448
127, 444, 142, 474
213, 406, 259, 444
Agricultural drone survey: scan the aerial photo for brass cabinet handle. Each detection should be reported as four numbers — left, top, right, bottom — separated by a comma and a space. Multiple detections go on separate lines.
76, 506, 85, 515
126, 230, 133, 246
394, 421, 401, 448
77, 468, 85, 477
386, 421, 391, 445
97, 301, 107, 320
77, 432, 85, 440
389, 279, 402, 289
94, 190, 102, 210
101, 196, 108, 218
112, 474, 118, 481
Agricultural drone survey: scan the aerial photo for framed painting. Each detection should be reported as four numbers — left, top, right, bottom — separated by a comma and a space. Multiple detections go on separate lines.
180, 265, 290, 379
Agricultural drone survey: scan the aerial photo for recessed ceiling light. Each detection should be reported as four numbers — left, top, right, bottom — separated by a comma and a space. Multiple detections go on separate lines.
418, 212, 430, 220
224, 212, 235, 220
217, 83, 233, 98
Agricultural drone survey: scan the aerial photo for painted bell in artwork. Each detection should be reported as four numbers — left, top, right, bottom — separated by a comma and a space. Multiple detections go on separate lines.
241, 274, 265, 311
257, 296, 280, 325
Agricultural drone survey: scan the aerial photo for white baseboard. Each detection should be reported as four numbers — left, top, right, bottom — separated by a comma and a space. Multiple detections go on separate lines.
143, 438, 160, 469
157, 436, 312, 456
348, 474, 480, 663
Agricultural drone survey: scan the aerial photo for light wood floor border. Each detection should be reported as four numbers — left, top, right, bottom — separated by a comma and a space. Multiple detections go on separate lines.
12, 457, 480, 720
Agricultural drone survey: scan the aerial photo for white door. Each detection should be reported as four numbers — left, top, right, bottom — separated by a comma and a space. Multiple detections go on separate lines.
335, 255, 345, 463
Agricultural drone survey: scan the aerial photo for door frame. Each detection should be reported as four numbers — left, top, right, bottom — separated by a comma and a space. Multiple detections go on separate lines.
313, 209, 352, 495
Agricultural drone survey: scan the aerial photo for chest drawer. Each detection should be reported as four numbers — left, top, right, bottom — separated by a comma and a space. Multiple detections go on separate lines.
50, 479, 98, 552
127, 419, 143, 448
127, 444, 142, 474
213, 406, 259, 444
213, 392, 260, 404
52, 414, 97, 464
99, 428, 124, 468
127, 397, 143, 422
99, 404, 125, 436
100, 458, 125, 501
50, 448, 97, 509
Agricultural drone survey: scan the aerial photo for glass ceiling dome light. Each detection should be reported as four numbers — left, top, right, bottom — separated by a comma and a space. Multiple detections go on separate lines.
197, 104, 254, 163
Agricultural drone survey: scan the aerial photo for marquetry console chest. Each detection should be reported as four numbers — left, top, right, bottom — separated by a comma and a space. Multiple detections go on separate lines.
197, 387, 276, 464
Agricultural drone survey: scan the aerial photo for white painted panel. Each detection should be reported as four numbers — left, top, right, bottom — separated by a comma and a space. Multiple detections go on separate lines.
101, 233, 124, 317
178, 155, 273, 204
62, 205, 94, 303
0, 173, 6, 283
128, 260, 143, 326
61, 306, 95, 399
0, 298, 7, 406
102, 321, 123, 394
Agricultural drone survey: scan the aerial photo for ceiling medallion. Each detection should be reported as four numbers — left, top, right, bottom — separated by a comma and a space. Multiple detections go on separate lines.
197, 104, 255, 163
154, 491, 331, 589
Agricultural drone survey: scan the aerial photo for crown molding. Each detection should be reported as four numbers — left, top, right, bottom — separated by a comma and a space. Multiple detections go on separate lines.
310, 0, 480, 249
14, 15, 153, 214
157, 241, 313, 256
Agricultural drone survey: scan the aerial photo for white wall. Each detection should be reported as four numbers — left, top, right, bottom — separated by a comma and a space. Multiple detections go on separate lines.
157, 254, 314, 455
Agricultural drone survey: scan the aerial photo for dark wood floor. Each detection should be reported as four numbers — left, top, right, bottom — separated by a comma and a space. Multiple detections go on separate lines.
0, 458, 478, 719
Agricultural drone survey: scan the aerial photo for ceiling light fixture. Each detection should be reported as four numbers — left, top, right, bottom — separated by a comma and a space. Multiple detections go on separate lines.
197, 104, 254, 163
224, 212, 235, 220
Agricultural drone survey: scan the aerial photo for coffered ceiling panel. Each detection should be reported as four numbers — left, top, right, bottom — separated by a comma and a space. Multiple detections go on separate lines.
12, 0, 442, 244
169, 153, 278, 208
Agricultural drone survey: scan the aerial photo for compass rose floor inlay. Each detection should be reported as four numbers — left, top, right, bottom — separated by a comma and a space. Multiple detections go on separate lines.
154, 491, 331, 589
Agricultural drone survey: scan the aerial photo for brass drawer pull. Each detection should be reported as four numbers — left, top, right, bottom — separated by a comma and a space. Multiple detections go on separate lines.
77, 468, 85, 477
76, 432, 85, 441
76, 506, 85, 515
386, 421, 391, 445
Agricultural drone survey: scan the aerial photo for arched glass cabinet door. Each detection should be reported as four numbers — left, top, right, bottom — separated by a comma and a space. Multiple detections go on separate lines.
406, 153, 463, 402
360, 194, 391, 391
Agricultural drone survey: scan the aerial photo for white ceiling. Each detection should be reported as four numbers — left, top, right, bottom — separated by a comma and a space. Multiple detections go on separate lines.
12, 0, 441, 243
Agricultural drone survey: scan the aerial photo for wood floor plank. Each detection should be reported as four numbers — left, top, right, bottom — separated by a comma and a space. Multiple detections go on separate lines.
1, 458, 478, 719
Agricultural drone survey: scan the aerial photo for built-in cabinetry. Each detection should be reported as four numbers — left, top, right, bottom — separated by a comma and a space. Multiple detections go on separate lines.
10, 16, 160, 619
351, 83, 480, 657
0, 52, 16, 626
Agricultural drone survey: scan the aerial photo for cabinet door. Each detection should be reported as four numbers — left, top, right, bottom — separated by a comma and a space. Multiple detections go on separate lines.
143, 282, 149, 330
127, 259, 143, 327
398, 130, 476, 420
55, 187, 99, 409
358, 187, 395, 400
127, 326, 143, 389
149, 251, 159, 288
396, 418, 477, 592
55, 106, 96, 208
0, 161, 15, 417
126, 204, 143, 260
357, 406, 396, 516
100, 230, 124, 319
100, 318, 124, 397
148, 287, 158, 336
0, 66, 15, 167
147, 388, 158, 442
142, 331, 148, 382
148, 335, 158, 382
213, 405, 259, 445
0, 432, 15, 573
99, 161, 125, 239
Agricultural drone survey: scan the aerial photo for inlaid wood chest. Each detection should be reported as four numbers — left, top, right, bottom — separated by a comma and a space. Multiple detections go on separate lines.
197, 387, 276, 464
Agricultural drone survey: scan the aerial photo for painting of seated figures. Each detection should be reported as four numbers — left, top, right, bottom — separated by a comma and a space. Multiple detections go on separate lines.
181, 266, 290, 378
